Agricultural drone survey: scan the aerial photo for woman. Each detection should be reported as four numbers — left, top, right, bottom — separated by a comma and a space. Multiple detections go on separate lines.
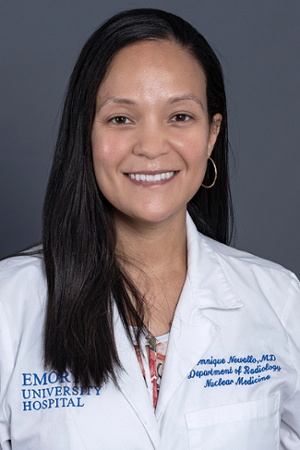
0, 8, 299, 450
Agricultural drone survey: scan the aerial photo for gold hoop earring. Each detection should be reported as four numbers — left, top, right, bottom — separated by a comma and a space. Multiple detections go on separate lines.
201, 157, 217, 189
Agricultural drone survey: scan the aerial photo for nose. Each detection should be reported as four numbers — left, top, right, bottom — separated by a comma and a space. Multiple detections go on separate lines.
133, 123, 170, 159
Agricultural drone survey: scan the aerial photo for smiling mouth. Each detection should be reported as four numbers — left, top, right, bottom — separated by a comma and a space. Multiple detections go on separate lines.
126, 171, 176, 182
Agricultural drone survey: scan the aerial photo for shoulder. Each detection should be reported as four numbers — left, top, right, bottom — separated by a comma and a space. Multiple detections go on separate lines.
202, 233, 297, 279
199, 233, 300, 315
0, 251, 47, 317
0, 250, 45, 284
186, 214, 299, 310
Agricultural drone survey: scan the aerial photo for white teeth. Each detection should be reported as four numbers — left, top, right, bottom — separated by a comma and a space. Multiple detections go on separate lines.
128, 171, 175, 182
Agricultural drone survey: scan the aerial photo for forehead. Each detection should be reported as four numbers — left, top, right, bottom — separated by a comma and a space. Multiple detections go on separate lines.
97, 40, 207, 105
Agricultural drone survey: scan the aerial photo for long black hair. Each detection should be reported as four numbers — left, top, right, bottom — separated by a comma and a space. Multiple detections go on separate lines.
42, 8, 234, 388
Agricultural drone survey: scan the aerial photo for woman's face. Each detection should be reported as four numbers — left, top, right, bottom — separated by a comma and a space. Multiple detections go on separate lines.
91, 39, 221, 227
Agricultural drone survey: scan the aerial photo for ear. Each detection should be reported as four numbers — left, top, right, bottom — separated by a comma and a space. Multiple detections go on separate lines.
208, 113, 222, 157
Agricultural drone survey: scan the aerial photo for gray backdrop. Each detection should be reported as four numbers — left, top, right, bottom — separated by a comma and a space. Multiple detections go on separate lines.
1, 0, 299, 276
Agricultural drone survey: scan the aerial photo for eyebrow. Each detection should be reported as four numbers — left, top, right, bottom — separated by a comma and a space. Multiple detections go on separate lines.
96, 97, 136, 112
96, 93, 204, 112
168, 94, 205, 111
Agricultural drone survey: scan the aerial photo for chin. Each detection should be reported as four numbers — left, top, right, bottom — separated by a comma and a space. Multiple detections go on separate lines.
123, 206, 187, 227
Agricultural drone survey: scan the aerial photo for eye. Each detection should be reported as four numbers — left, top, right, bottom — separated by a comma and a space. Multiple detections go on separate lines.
110, 116, 132, 124
170, 114, 191, 122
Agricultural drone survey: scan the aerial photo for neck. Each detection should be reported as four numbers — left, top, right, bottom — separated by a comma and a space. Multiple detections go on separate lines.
114, 209, 187, 275
114, 209, 188, 336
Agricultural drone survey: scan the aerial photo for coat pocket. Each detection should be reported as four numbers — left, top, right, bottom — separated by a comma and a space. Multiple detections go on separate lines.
185, 392, 280, 450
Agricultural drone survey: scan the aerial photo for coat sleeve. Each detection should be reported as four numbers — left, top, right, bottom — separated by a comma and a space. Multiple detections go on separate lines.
280, 275, 300, 449
0, 300, 13, 450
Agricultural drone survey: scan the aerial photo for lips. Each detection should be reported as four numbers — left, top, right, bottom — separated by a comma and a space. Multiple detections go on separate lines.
126, 171, 176, 182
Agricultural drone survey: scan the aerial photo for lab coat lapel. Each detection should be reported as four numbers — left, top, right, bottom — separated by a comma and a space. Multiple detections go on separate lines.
155, 214, 244, 420
155, 277, 220, 420
114, 311, 162, 449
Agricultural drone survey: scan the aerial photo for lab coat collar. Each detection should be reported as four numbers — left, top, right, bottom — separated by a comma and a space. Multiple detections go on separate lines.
184, 213, 244, 311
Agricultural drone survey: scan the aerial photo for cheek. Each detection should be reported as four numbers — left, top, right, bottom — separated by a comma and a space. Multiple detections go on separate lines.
180, 135, 211, 194
92, 131, 130, 168
92, 137, 116, 176
180, 134, 210, 168
91, 132, 130, 201
91, 139, 112, 192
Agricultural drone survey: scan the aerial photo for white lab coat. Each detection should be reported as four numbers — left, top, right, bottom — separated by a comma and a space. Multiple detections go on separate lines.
0, 214, 299, 450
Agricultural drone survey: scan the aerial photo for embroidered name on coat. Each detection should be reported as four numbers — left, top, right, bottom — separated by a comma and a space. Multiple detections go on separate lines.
187, 354, 281, 388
